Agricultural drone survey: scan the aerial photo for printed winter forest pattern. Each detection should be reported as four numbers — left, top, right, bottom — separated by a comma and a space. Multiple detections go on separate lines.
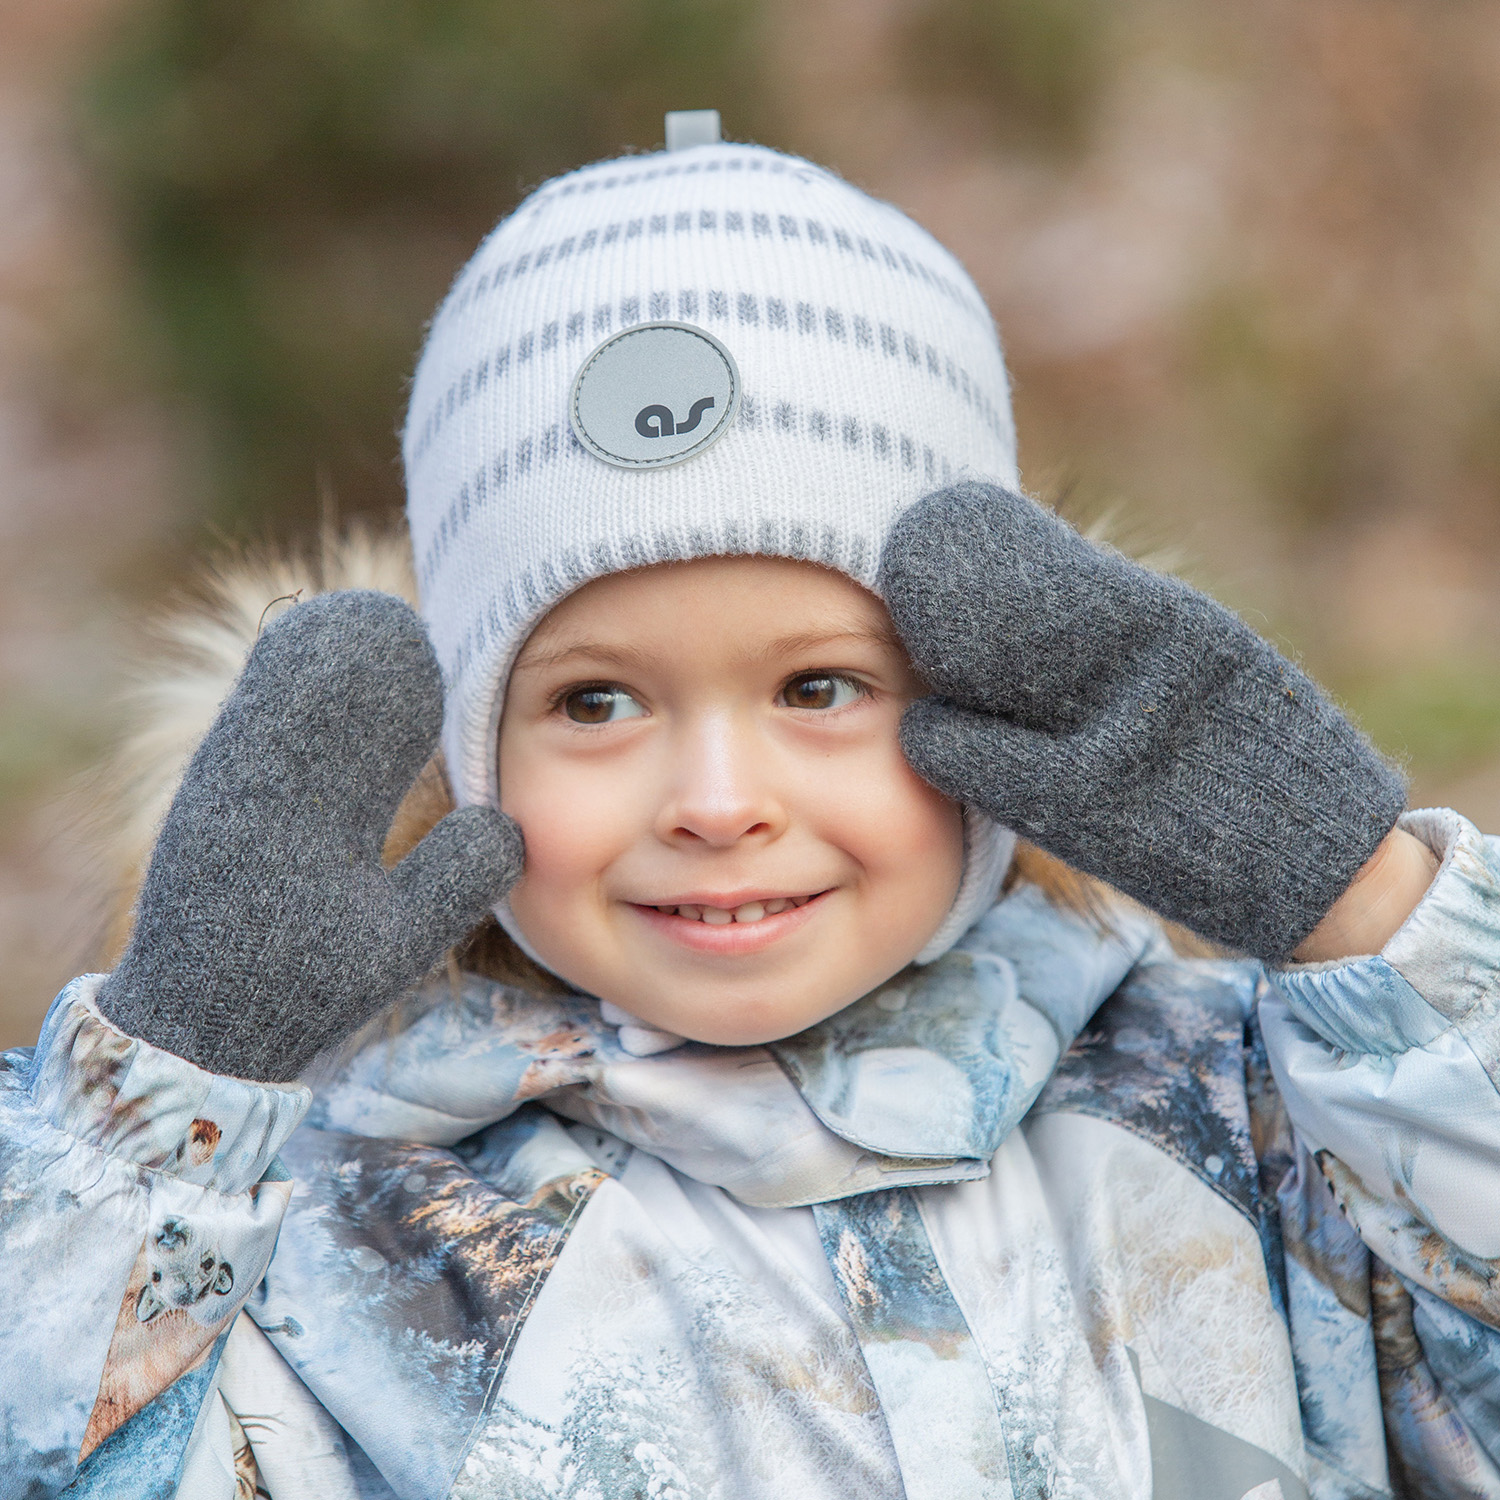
6, 810, 1500, 1495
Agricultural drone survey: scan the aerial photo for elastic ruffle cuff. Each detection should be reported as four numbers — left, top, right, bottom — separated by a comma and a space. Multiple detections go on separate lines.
1271, 809, 1500, 1057
28, 976, 310, 1195
1261, 810, 1500, 1261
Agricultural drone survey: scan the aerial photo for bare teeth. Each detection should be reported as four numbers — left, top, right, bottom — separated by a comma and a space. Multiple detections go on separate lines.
652, 896, 815, 925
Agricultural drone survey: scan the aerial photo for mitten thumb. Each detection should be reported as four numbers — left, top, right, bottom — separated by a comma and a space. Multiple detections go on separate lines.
389, 806, 526, 955
899, 697, 1062, 828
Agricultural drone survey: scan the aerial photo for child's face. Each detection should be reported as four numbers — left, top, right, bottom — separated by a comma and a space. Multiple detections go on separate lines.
497, 555, 965, 1045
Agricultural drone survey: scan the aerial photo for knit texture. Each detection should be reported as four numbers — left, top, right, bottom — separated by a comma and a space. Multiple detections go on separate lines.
877, 482, 1408, 961
97, 591, 523, 1081
404, 138, 1022, 960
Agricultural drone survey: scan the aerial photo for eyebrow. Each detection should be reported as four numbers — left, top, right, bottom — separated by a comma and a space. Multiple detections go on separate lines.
513, 640, 659, 675
752, 625, 902, 663
514, 624, 902, 675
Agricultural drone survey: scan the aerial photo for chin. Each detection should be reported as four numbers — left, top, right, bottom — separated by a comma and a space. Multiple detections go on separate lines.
675, 1017, 807, 1048
640, 978, 870, 1049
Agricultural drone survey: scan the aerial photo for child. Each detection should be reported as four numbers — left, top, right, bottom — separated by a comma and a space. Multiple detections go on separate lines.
3, 124, 1498, 1500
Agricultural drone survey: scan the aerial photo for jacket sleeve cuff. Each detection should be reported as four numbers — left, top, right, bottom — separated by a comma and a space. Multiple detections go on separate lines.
1269, 808, 1500, 1057
28, 975, 310, 1195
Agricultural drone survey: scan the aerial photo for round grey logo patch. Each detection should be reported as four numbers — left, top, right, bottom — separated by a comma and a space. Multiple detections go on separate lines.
570, 321, 740, 469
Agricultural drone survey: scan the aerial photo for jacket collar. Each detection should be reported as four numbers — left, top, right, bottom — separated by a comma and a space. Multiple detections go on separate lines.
309, 885, 1159, 1207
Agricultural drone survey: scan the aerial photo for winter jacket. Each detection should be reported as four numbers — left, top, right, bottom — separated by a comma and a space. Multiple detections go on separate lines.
5, 806, 1500, 1500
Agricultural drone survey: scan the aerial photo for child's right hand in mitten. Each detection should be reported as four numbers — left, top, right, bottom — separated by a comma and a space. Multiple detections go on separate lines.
96, 590, 523, 1082
878, 482, 1409, 962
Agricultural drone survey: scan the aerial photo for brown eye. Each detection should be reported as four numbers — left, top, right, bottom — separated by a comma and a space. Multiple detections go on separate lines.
563, 687, 645, 724
781, 674, 863, 711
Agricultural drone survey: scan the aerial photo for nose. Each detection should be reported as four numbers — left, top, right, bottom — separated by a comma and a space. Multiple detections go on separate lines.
657, 710, 787, 849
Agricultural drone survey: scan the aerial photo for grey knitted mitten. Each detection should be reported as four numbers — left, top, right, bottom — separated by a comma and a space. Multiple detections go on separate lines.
97, 590, 523, 1082
878, 482, 1406, 961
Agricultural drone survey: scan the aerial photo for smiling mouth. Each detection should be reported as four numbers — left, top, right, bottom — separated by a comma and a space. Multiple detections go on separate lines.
644, 893, 823, 925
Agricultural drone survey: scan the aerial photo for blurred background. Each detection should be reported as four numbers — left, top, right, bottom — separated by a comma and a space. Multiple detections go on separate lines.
3, 0, 1499, 1044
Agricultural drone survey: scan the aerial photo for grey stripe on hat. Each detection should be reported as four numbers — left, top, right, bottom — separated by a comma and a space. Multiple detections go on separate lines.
414, 397, 965, 602
432, 197, 990, 339
409, 293, 1007, 469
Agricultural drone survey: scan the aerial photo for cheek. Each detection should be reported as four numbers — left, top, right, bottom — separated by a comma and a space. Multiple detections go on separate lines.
802, 730, 965, 917
867, 775, 966, 914
497, 744, 641, 903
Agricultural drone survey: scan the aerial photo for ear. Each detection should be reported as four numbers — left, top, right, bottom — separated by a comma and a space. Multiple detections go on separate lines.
213, 1261, 234, 1297
136, 1282, 167, 1323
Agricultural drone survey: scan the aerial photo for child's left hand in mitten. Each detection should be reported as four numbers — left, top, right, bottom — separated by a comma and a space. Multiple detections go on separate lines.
878, 481, 1435, 963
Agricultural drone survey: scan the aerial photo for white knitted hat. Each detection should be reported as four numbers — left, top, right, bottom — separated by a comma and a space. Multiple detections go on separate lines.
404, 130, 1019, 962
